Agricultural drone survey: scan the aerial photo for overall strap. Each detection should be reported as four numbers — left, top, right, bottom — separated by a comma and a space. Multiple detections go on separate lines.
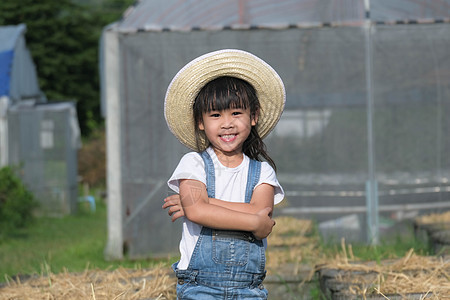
200, 150, 261, 202
200, 151, 215, 198
245, 158, 261, 203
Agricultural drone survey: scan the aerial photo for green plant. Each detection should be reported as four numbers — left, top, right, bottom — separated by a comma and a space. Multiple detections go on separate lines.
309, 280, 327, 300
0, 166, 38, 239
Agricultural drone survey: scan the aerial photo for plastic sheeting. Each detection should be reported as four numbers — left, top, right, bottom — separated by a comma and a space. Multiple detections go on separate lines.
114, 0, 450, 32
116, 0, 364, 32
0, 24, 26, 52
371, 0, 450, 21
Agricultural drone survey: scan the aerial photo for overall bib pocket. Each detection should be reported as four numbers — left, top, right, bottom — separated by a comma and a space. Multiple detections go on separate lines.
212, 235, 250, 266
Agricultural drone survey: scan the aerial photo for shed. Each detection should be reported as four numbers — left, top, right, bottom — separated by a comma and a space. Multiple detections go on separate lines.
0, 24, 80, 216
0, 24, 45, 166
101, 0, 450, 259
0, 24, 46, 105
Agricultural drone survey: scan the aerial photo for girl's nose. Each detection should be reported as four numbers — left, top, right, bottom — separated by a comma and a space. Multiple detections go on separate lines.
221, 115, 234, 128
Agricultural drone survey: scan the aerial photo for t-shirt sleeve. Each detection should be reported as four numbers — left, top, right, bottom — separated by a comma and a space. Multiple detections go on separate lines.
257, 162, 285, 205
167, 152, 206, 194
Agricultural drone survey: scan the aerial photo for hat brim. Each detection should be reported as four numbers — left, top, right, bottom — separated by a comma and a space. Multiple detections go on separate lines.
164, 49, 285, 151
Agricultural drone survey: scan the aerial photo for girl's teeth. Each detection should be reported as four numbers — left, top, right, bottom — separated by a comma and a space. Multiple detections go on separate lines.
221, 134, 236, 141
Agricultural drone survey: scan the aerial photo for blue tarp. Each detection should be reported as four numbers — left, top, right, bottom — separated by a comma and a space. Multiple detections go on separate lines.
0, 50, 14, 97
0, 24, 45, 103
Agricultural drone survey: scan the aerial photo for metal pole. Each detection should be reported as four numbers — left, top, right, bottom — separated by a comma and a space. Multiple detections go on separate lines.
0, 96, 9, 167
364, 0, 379, 245
103, 30, 124, 260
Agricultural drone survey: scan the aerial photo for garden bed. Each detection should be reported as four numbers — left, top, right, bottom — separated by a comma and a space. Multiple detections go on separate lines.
414, 210, 450, 256
316, 243, 450, 299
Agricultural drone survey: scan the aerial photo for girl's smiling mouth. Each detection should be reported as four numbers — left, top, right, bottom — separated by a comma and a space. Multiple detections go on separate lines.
220, 134, 237, 142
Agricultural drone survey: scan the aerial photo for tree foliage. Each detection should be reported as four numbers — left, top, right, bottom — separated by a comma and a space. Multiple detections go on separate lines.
0, 0, 133, 136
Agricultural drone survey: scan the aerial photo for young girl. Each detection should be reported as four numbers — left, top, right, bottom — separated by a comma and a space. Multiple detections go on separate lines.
163, 49, 285, 299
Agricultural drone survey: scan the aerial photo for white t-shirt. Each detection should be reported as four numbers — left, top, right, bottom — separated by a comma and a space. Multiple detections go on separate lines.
167, 147, 284, 270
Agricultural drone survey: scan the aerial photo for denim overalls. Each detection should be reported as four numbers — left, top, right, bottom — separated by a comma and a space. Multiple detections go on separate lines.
174, 151, 268, 299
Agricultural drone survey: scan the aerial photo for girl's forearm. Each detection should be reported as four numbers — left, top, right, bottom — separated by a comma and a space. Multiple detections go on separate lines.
179, 180, 273, 234
208, 198, 257, 214
185, 201, 260, 231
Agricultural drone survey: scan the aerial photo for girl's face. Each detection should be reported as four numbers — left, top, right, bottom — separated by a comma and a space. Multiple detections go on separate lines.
199, 107, 257, 158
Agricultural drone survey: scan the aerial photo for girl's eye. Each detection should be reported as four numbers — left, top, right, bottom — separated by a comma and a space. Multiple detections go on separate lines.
210, 113, 220, 117
232, 111, 242, 116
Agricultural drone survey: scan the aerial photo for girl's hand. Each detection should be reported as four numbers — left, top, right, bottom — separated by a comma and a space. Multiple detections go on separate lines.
252, 207, 276, 240
162, 194, 185, 222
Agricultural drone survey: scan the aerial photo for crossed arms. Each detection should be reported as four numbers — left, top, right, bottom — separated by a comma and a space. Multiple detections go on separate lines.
162, 179, 276, 239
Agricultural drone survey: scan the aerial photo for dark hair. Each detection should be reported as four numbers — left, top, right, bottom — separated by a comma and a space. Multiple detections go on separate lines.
193, 76, 276, 170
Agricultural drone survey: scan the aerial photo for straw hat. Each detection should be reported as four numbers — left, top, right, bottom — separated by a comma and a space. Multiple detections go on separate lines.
164, 49, 285, 151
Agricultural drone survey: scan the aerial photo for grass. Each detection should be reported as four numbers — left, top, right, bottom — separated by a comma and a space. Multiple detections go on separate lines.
349, 235, 430, 261
319, 226, 431, 263
0, 198, 176, 283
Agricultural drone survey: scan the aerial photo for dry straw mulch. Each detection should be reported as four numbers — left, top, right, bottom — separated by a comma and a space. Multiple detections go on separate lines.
415, 210, 450, 225
317, 240, 450, 299
266, 216, 324, 270
0, 265, 176, 300
266, 216, 323, 281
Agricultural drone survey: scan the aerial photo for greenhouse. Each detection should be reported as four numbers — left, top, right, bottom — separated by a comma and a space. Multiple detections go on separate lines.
0, 24, 80, 216
101, 0, 450, 259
